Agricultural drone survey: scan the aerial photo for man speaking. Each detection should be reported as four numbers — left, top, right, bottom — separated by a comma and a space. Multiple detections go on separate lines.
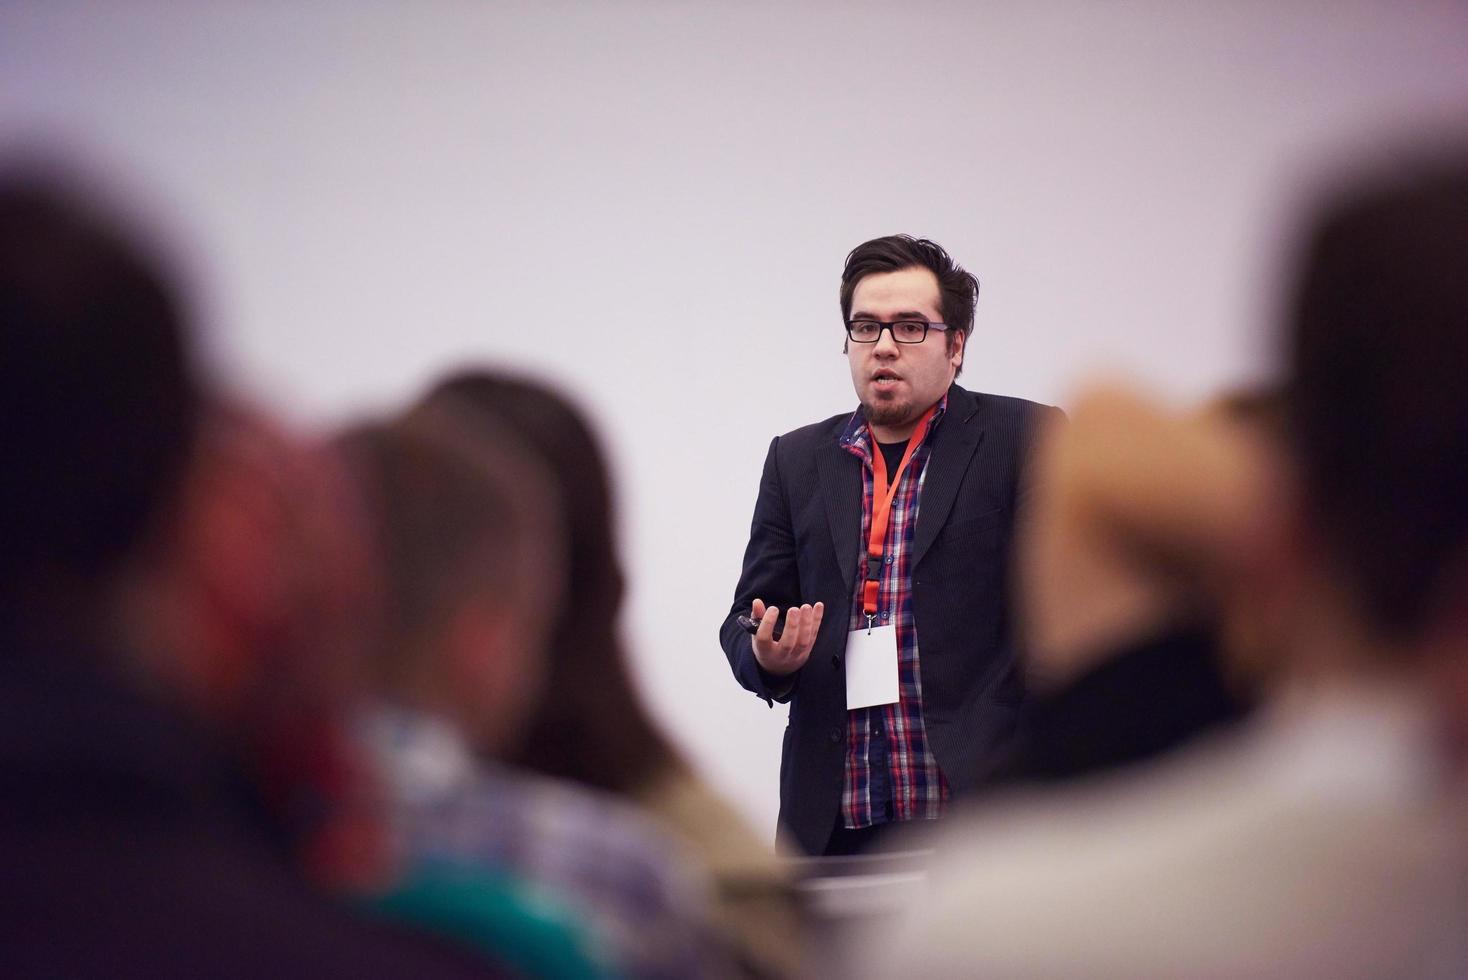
720, 236, 1058, 856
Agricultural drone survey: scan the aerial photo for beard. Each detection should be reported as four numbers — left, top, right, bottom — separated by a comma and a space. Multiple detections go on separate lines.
859, 395, 918, 430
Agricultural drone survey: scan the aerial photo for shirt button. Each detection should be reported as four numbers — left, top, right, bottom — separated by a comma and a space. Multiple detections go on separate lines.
829, 727, 843, 743
881, 611, 889, 620
872, 726, 883, 736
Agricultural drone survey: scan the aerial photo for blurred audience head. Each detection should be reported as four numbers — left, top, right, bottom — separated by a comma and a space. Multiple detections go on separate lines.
0, 171, 198, 629
335, 404, 564, 754
171, 406, 389, 882
414, 371, 682, 793
1283, 157, 1468, 656
0, 168, 369, 717
128, 406, 373, 718
0, 169, 392, 882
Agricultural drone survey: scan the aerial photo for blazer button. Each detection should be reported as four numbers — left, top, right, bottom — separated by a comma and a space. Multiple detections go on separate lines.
829, 727, 843, 743
831, 653, 841, 667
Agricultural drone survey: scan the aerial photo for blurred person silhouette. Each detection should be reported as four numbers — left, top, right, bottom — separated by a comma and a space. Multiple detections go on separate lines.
414, 370, 803, 980
339, 402, 730, 980
990, 388, 1281, 786
191, 405, 612, 980
0, 171, 509, 977
867, 154, 1468, 978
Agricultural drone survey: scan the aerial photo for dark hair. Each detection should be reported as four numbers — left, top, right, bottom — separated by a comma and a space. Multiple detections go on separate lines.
335, 406, 558, 693
1286, 159, 1468, 641
0, 176, 198, 599
415, 370, 682, 794
840, 235, 979, 375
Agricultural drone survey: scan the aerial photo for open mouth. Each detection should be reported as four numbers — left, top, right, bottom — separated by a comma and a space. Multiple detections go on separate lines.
871, 370, 903, 389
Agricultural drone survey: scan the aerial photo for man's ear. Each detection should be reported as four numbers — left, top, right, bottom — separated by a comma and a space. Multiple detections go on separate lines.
949, 329, 965, 370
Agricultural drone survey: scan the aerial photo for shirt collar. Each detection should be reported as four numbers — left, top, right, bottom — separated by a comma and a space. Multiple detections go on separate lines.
839, 392, 949, 461
363, 703, 480, 805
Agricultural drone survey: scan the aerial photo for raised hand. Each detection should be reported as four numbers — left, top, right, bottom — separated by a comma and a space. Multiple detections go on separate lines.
749, 597, 825, 676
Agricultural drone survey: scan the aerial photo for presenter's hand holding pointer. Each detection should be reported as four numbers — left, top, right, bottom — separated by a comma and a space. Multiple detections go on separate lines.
750, 598, 825, 676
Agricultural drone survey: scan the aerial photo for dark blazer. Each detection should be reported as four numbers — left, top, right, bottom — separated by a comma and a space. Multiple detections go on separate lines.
719, 384, 1057, 855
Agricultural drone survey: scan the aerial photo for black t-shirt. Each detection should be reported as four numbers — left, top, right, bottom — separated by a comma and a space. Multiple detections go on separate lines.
876, 439, 906, 476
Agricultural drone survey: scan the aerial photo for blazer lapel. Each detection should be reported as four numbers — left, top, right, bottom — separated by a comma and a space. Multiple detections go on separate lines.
911, 386, 986, 569
816, 433, 863, 594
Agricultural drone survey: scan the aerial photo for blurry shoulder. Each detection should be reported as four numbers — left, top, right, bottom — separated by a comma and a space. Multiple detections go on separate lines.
480, 765, 688, 857
632, 767, 789, 879
867, 704, 1459, 978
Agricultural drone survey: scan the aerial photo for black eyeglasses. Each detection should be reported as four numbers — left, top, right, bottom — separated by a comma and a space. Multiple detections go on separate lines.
845, 319, 949, 344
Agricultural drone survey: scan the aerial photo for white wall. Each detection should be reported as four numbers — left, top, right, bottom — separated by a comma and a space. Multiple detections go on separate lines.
4, 1, 1467, 837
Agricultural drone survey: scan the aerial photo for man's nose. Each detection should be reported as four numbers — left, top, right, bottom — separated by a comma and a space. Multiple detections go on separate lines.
873, 326, 901, 355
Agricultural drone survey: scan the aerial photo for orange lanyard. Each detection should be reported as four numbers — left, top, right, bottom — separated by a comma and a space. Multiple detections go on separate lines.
862, 405, 937, 625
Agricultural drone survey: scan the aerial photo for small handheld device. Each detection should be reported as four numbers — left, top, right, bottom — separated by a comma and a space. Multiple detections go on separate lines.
737, 613, 784, 640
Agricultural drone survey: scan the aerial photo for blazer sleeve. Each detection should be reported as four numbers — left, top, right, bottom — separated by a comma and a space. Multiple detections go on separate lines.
719, 436, 805, 706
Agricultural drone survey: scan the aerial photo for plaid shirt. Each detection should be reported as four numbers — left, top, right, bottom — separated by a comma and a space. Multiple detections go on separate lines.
365, 706, 724, 980
837, 398, 951, 830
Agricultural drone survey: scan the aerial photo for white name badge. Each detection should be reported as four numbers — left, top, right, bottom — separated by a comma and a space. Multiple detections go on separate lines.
845, 624, 900, 709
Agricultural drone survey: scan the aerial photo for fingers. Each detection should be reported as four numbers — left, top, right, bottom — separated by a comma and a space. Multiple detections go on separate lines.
775, 603, 824, 665
756, 604, 780, 645
778, 603, 825, 653
751, 603, 782, 673
798, 601, 825, 653
782, 604, 802, 647
781, 602, 823, 662
749, 600, 825, 676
